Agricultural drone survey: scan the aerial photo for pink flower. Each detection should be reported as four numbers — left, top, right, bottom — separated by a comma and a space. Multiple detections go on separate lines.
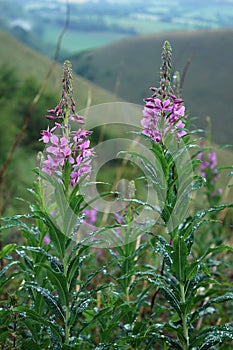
176, 120, 186, 137
141, 42, 186, 143
42, 155, 59, 175
43, 235, 50, 244
40, 127, 52, 143
45, 135, 72, 170
208, 152, 217, 170
83, 208, 97, 226
40, 61, 93, 187
198, 151, 218, 178
198, 150, 222, 194
141, 94, 186, 142
70, 161, 92, 186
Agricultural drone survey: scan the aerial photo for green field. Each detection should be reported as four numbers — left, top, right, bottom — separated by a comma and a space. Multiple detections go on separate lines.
42, 1, 233, 55
43, 25, 130, 54
2, 0, 233, 56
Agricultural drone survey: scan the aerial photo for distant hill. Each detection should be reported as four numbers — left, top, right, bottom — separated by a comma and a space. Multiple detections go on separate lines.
70, 28, 233, 145
0, 30, 232, 215
0, 30, 118, 110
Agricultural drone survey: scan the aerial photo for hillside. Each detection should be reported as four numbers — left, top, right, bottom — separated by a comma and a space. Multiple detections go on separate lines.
70, 28, 233, 145
0, 31, 119, 215
0, 30, 232, 217
0, 30, 118, 109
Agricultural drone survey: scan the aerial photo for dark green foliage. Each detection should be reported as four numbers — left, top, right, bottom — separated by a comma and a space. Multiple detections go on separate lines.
0, 65, 57, 216
0, 65, 56, 158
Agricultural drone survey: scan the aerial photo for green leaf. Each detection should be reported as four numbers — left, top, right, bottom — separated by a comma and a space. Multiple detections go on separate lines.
0, 271, 21, 290
20, 246, 63, 272
160, 287, 181, 317
193, 204, 233, 222
199, 245, 233, 263
34, 211, 66, 258
191, 292, 233, 322
191, 177, 205, 191
171, 236, 187, 283
0, 309, 11, 322
69, 297, 93, 327
145, 332, 183, 350
0, 214, 33, 231
23, 229, 39, 246
186, 262, 199, 281
219, 144, 233, 149
187, 245, 232, 281
12, 306, 62, 341
25, 283, 65, 321
21, 340, 41, 350
53, 178, 70, 224
190, 324, 233, 349
0, 330, 8, 343
79, 306, 114, 334
0, 261, 20, 286
217, 165, 233, 171
0, 244, 16, 259
67, 247, 89, 292
35, 263, 69, 306
34, 290, 46, 315
68, 193, 83, 214
153, 235, 172, 269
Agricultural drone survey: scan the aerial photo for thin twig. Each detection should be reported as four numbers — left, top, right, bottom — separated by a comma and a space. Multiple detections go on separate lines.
180, 54, 194, 92
0, 0, 70, 186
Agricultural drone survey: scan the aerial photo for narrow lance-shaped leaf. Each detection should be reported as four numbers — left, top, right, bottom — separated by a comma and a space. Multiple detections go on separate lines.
160, 287, 181, 317
171, 236, 188, 283
34, 211, 66, 258
190, 324, 233, 349
26, 283, 65, 321
0, 243, 16, 259
35, 263, 69, 307
191, 292, 233, 322
12, 306, 62, 341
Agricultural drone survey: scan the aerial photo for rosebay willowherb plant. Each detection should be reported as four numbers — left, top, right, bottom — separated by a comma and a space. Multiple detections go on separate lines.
195, 119, 233, 249
0, 42, 233, 350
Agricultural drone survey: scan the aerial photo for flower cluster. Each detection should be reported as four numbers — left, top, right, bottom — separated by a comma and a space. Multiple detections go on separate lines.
40, 61, 93, 187
41, 128, 92, 186
141, 41, 186, 143
45, 61, 83, 124
197, 151, 222, 197
142, 94, 186, 142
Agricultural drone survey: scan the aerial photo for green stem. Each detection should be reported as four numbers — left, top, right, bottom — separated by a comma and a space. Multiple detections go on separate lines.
180, 283, 189, 349
63, 257, 71, 345
65, 307, 71, 345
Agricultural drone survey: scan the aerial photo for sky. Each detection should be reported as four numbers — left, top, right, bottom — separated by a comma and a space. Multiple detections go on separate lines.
55, 0, 140, 3
55, 0, 92, 3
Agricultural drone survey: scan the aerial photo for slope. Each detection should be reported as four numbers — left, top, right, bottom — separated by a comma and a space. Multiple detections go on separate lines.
0, 30, 118, 110
0, 31, 119, 215
70, 28, 233, 145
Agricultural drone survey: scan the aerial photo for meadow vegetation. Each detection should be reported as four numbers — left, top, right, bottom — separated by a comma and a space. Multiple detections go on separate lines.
0, 2, 233, 346
0, 42, 232, 349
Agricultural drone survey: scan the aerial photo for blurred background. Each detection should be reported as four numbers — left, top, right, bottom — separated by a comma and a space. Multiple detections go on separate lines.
0, 0, 233, 217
